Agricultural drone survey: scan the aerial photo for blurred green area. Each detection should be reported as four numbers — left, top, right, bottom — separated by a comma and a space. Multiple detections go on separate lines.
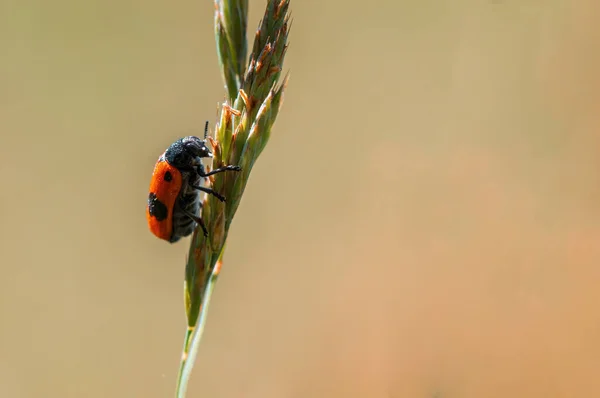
1, 0, 599, 397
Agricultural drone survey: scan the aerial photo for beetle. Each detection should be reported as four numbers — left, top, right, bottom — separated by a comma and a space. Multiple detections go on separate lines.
146, 121, 241, 242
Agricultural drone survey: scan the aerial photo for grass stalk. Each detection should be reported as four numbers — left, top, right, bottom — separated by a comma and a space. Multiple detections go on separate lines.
173, 1, 290, 396
175, 259, 220, 398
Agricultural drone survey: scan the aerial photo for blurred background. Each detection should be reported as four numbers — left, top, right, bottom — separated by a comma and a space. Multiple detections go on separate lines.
1, 0, 599, 397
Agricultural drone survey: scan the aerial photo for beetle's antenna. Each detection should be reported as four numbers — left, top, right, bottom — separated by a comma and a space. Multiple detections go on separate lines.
203, 121, 209, 140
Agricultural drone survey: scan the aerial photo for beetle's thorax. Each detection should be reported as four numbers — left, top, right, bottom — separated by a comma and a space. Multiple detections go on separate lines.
165, 136, 211, 170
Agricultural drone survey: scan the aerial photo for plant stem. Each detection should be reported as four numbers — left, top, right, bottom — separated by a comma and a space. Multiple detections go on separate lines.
173, 1, 290, 395
175, 260, 221, 398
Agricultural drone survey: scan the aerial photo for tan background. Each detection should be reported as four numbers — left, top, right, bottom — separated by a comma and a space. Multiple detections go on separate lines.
1, 0, 599, 397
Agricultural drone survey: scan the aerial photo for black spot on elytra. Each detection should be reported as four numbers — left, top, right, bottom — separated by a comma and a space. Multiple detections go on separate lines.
164, 170, 173, 182
148, 192, 168, 221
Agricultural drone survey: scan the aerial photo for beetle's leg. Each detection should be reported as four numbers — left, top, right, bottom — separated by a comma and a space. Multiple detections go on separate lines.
180, 207, 208, 237
179, 196, 208, 236
190, 184, 226, 203
197, 164, 241, 177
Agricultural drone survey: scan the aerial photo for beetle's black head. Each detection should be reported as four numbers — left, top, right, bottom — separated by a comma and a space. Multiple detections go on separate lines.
165, 136, 212, 170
